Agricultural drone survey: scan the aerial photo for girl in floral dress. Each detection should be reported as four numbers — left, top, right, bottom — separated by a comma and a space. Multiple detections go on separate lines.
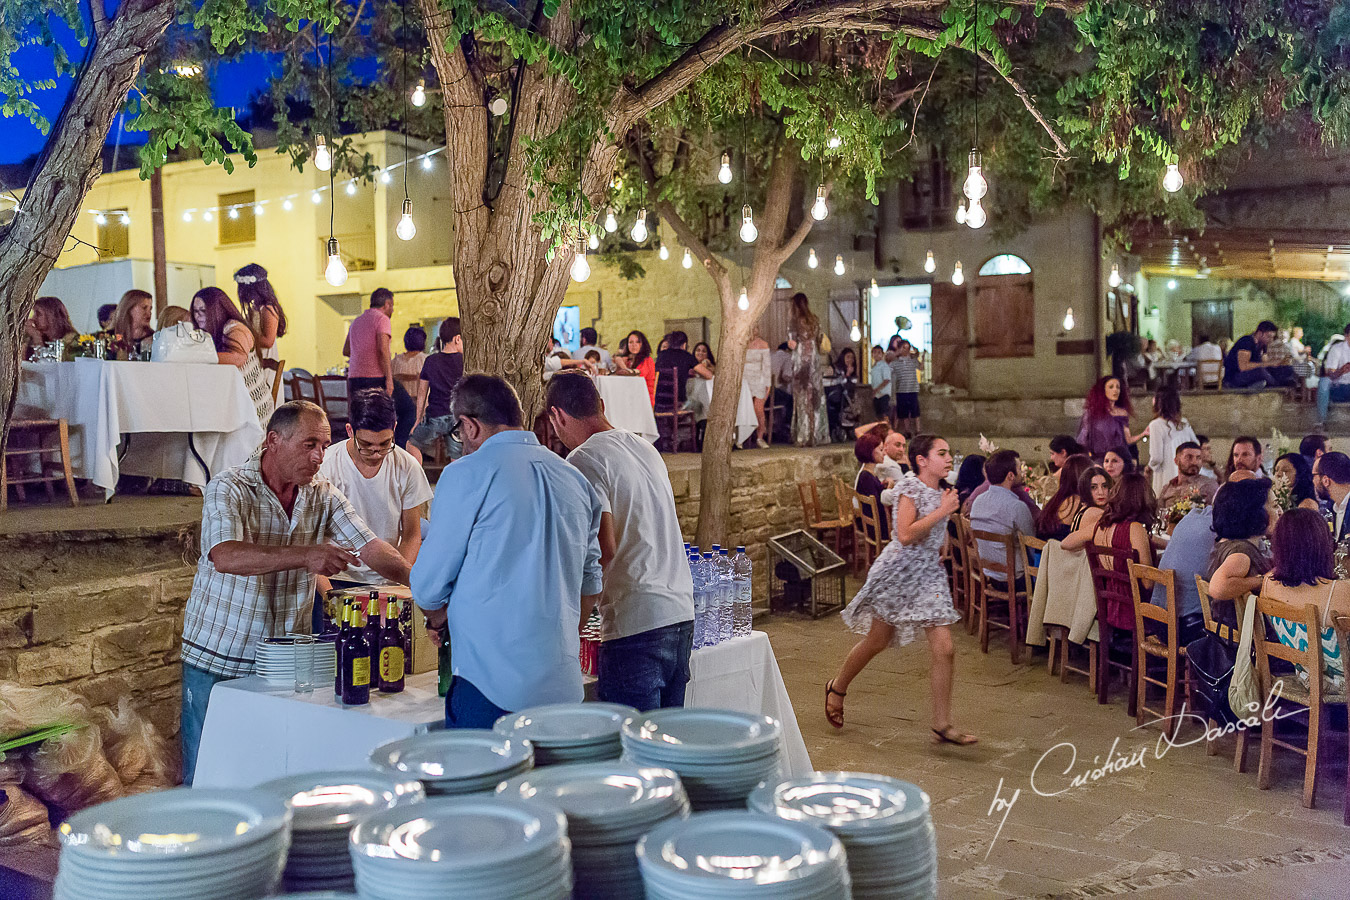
826, 435, 977, 745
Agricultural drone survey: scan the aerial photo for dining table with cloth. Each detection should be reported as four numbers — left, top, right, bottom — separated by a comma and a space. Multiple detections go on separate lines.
686, 376, 758, 445
15, 359, 264, 499
594, 375, 659, 443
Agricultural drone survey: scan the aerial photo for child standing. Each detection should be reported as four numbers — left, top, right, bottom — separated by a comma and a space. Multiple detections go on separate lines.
869, 345, 891, 423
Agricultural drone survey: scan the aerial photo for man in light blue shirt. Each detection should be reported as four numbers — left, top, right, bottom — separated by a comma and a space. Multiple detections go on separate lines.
1156, 505, 1213, 644
969, 449, 1037, 581
411, 375, 603, 728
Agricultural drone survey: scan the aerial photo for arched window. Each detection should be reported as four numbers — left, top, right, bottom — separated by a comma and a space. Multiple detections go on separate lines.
775, 276, 792, 289
978, 254, 1032, 276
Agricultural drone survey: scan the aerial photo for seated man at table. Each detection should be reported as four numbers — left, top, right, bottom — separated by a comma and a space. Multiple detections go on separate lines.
411, 375, 603, 728
1223, 320, 1296, 389
1157, 441, 1219, 509
1316, 322, 1350, 427
969, 450, 1036, 584
179, 400, 412, 784
653, 330, 711, 410
319, 388, 433, 589
1156, 503, 1213, 645
546, 373, 695, 710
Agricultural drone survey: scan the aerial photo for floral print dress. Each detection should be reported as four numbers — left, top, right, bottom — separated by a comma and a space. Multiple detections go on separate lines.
842, 473, 961, 647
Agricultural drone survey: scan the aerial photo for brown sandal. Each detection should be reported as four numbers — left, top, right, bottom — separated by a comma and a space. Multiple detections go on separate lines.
932, 726, 978, 746
825, 680, 846, 729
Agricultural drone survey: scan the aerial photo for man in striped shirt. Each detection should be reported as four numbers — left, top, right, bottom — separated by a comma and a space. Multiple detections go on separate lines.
888, 339, 921, 435
180, 400, 410, 783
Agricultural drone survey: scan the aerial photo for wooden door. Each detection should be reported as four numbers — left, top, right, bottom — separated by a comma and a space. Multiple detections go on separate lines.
1190, 300, 1234, 343
973, 274, 1035, 358
930, 282, 970, 389
756, 289, 795, 348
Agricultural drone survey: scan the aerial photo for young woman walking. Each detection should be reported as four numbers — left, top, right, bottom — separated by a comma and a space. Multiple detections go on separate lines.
826, 434, 977, 745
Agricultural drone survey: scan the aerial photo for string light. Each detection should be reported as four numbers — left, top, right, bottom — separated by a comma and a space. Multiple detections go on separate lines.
870, 278, 879, 297
810, 185, 828, 221
924, 250, 936, 274
682, 248, 693, 269
95, 212, 107, 226
421, 155, 433, 170
282, 198, 293, 211
807, 248, 818, 269
630, 209, 649, 243
411, 80, 427, 108
955, 202, 966, 226
120, 212, 130, 225
965, 198, 986, 229
311, 191, 323, 204
737, 287, 749, 310
228, 207, 240, 220
1108, 263, 1121, 288
396, 198, 416, 241
738, 204, 757, 243
604, 208, 618, 233
313, 135, 332, 171
203, 210, 213, 222
963, 149, 987, 201
254, 204, 264, 217
182, 211, 193, 223
658, 242, 669, 260
952, 261, 965, 285
1163, 163, 1184, 193
850, 319, 862, 342
1063, 307, 1075, 331
325, 238, 348, 286
717, 153, 733, 184
570, 239, 591, 283
489, 96, 508, 117
345, 181, 357, 196
834, 254, 845, 276
379, 169, 392, 185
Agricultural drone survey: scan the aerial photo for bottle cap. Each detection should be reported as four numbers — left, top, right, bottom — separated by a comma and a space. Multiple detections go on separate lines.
720, 548, 729, 555
736, 546, 746, 552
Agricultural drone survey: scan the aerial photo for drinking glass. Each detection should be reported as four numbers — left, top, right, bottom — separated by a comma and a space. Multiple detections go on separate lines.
291, 633, 316, 694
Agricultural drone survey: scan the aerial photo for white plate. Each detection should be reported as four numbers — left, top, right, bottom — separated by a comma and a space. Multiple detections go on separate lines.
349, 796, 565, 872
259, 770, 424, 831
58, 789, 289, 860
622, 710, 781, 759
370, 730, 533, 783
638, 811, 844, 888
498, 762, 684, 828
493, 702, 637, 747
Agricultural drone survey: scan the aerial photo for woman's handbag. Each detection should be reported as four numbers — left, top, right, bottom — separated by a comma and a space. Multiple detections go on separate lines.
151, 323, 217, 363
1228, 595, 1261, 717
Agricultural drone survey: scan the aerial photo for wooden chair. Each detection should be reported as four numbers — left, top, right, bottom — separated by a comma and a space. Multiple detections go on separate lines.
765, 375, 788, 445
1129, 563, 1193, 738
1331, 615, 1350, 825
953, 516, 980, 634
270, 359, 286, 406
314, 375, 350, 440
1192, 576, 1231, 758
653, 370, 696, 453
947, 519, 973, 624
1198, 359, 1222, 391
1, 419, 79, 512
1084, 543, 1140, 715
852, 491, 887, 572
969, 527, 1028, 664
1251, 597, 1348, 808
797, 479, 851, 557
1019, 535, 1052, 673
287, 368, 319, 404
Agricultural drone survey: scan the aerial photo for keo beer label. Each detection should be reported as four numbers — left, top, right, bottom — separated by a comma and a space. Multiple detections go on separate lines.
380, 648, 405, 681
351, 658, 371, 687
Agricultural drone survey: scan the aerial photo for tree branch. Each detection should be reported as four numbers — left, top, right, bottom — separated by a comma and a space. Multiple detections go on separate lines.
772, 184, 826, 267
89, 0, 109, 38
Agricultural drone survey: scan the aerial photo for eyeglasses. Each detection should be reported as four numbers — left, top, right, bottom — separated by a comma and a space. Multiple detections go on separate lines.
450, 415, 477, 442
354, 436, 395, 456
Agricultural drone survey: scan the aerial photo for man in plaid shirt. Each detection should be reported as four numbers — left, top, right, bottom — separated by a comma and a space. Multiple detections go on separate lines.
180, 400, 410, 783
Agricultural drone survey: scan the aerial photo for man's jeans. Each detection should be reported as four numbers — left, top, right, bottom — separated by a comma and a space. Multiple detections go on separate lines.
1317, 377, 1350, 422
180, 663, 230, 785
410, 414, 463, 459
445, 676, 511, 729
597, 621, 695, 712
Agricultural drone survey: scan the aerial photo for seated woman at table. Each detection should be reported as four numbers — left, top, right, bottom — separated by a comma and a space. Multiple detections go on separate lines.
1070, 464, 1112, 533
1036, 454, 1094, 541
110, 289, 155, 359
692, 342, 716, 378
22, 295, 79, 360
1205, 474, 1276, 629
1262, 506, 1349, 690
1062, 472, 1155, 567
1274, 452, 1319, 512
191, 286, 276, 427
613, 330, 656, 404
1102, 445, 1134, 482
853, 430, 890, 542
157, 305, 191, 330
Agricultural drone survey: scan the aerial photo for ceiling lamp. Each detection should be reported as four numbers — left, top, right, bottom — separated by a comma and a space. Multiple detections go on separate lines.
411, 80, 427, 108
739, 205, 757, 243
834, 254, 846, 276
396, 198, 416, 241
630, 209, 649, 243
604, 208, 618, 233
807, 248, 818, 269
570, 240, 591, 283
682, 248, 693, 269
849, 319, 862, 342
325, 238, 348, 286
965, 198, 986, 229
811, 185, 828, 221
313, 135, 332, 171
717, 153, 733, 184
952, 261, 965, 285
1163, 164, 1184, 193
1108, 263, 1121, 288
963, 149, 988, 201
1063, 307, 1075, 331
737, 287, 749, 310
924, 250, 936, 274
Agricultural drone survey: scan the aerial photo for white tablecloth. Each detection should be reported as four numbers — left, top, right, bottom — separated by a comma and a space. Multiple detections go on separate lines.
16, 359, 263, 497
688, 377, 758, 445
596, 376, 658, 442
193, 631, 811, 788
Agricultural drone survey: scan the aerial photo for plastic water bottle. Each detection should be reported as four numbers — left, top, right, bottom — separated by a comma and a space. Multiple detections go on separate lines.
732, 547, 753, 638
716, 549, 734, 644
701, 552, 718, 647
690, 553, 708, 649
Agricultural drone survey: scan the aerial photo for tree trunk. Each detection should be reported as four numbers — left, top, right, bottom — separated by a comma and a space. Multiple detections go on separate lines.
0, 0, 175, 453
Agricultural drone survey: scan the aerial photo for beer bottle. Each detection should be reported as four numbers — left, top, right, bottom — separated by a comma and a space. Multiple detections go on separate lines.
378, 598, 406, 693
334, 599, 350, 696
341, 605, 372, 706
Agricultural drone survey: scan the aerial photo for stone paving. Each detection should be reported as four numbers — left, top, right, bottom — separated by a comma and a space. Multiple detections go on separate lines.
758, 613, 1350, 898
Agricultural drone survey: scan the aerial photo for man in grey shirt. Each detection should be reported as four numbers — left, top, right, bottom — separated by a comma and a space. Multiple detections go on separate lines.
969, 449, 1036, 581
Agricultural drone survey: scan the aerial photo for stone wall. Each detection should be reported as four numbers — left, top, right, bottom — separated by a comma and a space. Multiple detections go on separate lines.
0, 521, 199, 740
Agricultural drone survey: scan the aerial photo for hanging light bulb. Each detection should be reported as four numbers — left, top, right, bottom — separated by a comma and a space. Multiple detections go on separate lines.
717, 153, 733, 184
120, 212, 130, 225
630, 209, 649, 243
850, 319, 862, 342
489, 96, 509, 117
228, 207, 240, 220
588, 233, 599, 250
396, 198, 417, 241
570, 240, 591, 283
254, 204, 264, 217
955, 201, 967, 226
807, 248, 819, 269
282, 198, 294, 212
1163, 163, 1184, 193
1063, 307, 1075, 331
1108, 263, 1122, 288
924, 250, 936, 274
965, 198, 986, 229
870, 278, 880, 297
313, 135, 332, 171
182, 210, 193, 223
737, 287, 750, 311
682, 248, 693, 269
658, 242, 669, 261
834, 254, 846, 276
1167, 279, 1178, 290
325, 238, 348, 286
203, 210, 214, 222
604, 208, 618, 233
94, 211, 107, 226
411, 80, 427, 108
963, 149, 988, 201
379, 169, 392, 185
811, 185, 828, 221
952, 261, 965, 285
739, 205, 757, 243
345, 181, 357, 196
421, 155, 433, 170
827, 131, 842, 150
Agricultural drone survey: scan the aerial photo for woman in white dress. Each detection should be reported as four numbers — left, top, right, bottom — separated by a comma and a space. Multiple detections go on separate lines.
825, 435, 976, 745
743, 326, 772, 447
1140, 386, 1196, 496
233, 263, 287, 364
191, 287, 276, 428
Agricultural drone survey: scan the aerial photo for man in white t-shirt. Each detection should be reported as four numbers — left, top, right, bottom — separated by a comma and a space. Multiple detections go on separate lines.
318, 388, 434, 585
545, 373, 695, 711
579, 327, 613, 372
1317, 323, 1350, 426
1184, 334, 1224, 386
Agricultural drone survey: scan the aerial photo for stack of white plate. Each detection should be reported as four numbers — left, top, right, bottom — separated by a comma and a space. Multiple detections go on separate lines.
620, 709, 784, 810
349, 796, 572, 899
254, 636, 336, 686
269, 894, 358, 899
53, 788, 291, 900
492, 702, 636, 766
369, 730, 534, 796
259, 770, 425, 893
498, 762, 690, 898
748, 773, 936, 899
637, 811, 851, 899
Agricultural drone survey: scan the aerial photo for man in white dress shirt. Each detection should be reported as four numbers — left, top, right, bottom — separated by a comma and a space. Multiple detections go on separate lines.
1314, 452, 1350, 541
1317, 323, 1350, 427
1185, 334, 1224, 387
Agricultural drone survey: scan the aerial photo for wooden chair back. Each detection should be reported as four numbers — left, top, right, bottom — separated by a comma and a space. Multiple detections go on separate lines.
314, 375, 350, 438
1019, 535, 1047, 595
797, 480, 824, 526
969, 527, 1018, 592
270, 359, 286, 406
853, 491, 885, 558
1198, 359, 1222, 390
1252, 596, 1324, 703
832, 476, 854, 526
1085, 540, 1141, 634
287, 368, 318, 403
654, 367, 683, 413
1194, 576, 1236, 642
1129, 563, 1178, 642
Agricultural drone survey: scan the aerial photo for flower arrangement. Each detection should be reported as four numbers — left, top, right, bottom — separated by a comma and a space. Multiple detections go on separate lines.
978, 433, 999, 454
1164, 488, 1208, 528
1272, 469, 1295, 512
